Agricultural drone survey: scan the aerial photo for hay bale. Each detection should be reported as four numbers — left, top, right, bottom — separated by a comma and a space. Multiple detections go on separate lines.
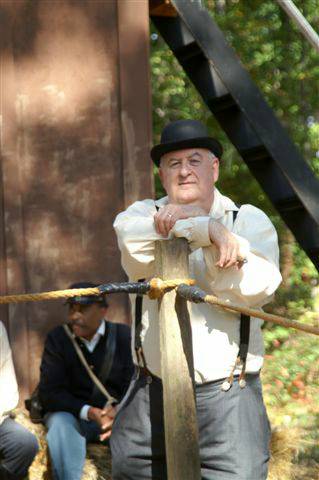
14, 409, 51, 480
268, 427, 299, 480
14, 409, 112, 480
85, 444, 112, 480
14, 409, 298, 480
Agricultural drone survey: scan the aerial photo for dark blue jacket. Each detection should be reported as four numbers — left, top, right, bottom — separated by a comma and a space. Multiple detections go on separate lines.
39, 321, 134, 417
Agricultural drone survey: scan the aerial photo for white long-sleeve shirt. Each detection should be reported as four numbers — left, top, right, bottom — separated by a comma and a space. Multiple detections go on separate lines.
114, 188, 282, 383
0, 321, 19, 424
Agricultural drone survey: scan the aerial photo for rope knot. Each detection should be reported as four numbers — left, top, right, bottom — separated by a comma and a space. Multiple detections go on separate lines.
148, 278, 195, 299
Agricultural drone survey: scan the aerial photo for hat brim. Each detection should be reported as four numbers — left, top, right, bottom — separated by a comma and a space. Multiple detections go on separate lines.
151, 137, 223, 166
64, 296, 108, 307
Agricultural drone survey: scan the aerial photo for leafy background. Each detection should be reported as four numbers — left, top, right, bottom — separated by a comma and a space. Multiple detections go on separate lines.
150, 0, 319, 477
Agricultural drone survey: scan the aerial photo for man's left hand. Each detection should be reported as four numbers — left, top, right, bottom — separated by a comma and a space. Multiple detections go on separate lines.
154, 204, 207, 237
209, 219, 244, 269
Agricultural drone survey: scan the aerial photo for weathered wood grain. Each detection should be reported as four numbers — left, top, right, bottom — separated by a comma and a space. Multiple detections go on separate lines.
155, 239, 201, 480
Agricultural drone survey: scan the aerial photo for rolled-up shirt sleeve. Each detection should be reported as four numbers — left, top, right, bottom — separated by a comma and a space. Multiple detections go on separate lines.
114, 200, 281, 309
172, 216, 250, 259
113, 200, 163, 280
172, 216, 211, 250
202, 205, 282, 308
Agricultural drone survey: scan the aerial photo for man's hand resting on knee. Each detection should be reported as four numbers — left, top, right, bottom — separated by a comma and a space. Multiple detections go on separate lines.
88, 405, 117, 441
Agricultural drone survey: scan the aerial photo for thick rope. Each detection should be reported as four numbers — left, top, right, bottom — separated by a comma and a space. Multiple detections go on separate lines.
0, 279, 194, 305
0, 287, 101, 304
177, 284, 319, 337
0, 279, 317, 337
205, 294, 319, 336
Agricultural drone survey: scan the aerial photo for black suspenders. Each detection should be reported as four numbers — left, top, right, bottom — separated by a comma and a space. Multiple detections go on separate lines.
231, 207, 250, 389
135, 281, 147, 370
134, 206, 250, 388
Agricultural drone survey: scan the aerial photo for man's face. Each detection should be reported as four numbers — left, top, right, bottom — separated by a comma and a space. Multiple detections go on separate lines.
159, 148, 219, 209
68, 303, 107, 340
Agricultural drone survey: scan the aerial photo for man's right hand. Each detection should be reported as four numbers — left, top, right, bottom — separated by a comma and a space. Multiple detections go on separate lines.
88, 405, 116, 441
154, 203, 207, 237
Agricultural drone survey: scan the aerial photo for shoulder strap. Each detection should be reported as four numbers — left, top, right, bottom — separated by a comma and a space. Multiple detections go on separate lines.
135, 279, 147, 369
232, 206, 250, 385
232, 203, 241, 224
96, 322, 117, 386
238, 314, 250, 363
135, 284, 144, 352
90, 322, 118, 406
63, 324, 117, 406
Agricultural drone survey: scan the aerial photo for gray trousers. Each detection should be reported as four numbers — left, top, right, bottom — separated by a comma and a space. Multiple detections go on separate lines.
110, 371, 271, 480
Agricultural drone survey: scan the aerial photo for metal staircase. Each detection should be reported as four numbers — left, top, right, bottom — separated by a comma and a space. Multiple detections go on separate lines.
149, 0, 319, 271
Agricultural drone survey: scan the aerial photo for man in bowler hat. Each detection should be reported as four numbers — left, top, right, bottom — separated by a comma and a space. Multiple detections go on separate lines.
112, 120, 282, 479
38, 282, 134, 480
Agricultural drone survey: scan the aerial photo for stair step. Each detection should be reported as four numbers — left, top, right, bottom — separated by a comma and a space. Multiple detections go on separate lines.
174, 40, 202, 62
241, 146, 269, 163
207, 94, 236, 113
151, 16, 194, 52
275, 197, 304, 213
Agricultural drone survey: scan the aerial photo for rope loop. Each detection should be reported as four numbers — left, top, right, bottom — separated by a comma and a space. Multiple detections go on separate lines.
148, 278, 195, 299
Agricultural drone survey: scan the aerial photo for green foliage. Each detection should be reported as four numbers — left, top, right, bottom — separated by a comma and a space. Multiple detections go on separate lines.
263, 333, 319, 407
262, 332, 319, 469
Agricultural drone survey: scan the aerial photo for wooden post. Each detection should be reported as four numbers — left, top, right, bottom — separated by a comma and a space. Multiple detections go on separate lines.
155, 239, 201, 480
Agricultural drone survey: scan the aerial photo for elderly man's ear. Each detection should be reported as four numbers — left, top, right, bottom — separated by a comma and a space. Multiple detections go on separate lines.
212, 156, 219, 183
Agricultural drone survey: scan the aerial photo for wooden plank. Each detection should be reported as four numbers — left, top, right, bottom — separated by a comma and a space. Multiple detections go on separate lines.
155, 239, 201, 480
0, 16, 30, 398
0, 15, 9, 331
117, 0, 154, 208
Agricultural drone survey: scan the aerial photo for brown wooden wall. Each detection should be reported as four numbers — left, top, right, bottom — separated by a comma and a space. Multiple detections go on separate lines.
0, 0, 153, 399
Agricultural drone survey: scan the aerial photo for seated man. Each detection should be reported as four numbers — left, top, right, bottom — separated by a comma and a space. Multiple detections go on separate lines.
0, 321, 38, 480
38, 282, 134, 480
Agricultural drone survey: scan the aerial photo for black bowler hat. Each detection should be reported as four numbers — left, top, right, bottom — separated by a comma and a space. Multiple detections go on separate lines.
151, 119, 223, 166
65, 282, 109, 307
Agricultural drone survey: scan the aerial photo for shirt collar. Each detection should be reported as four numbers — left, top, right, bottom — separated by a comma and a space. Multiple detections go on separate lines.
79, 319, 105, 344
96, 319, 106, 337
209, 187, 238, 219
155, 187, 238, 218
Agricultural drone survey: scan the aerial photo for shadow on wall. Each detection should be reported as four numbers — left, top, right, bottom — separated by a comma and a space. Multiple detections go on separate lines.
0, 0, 150, 396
